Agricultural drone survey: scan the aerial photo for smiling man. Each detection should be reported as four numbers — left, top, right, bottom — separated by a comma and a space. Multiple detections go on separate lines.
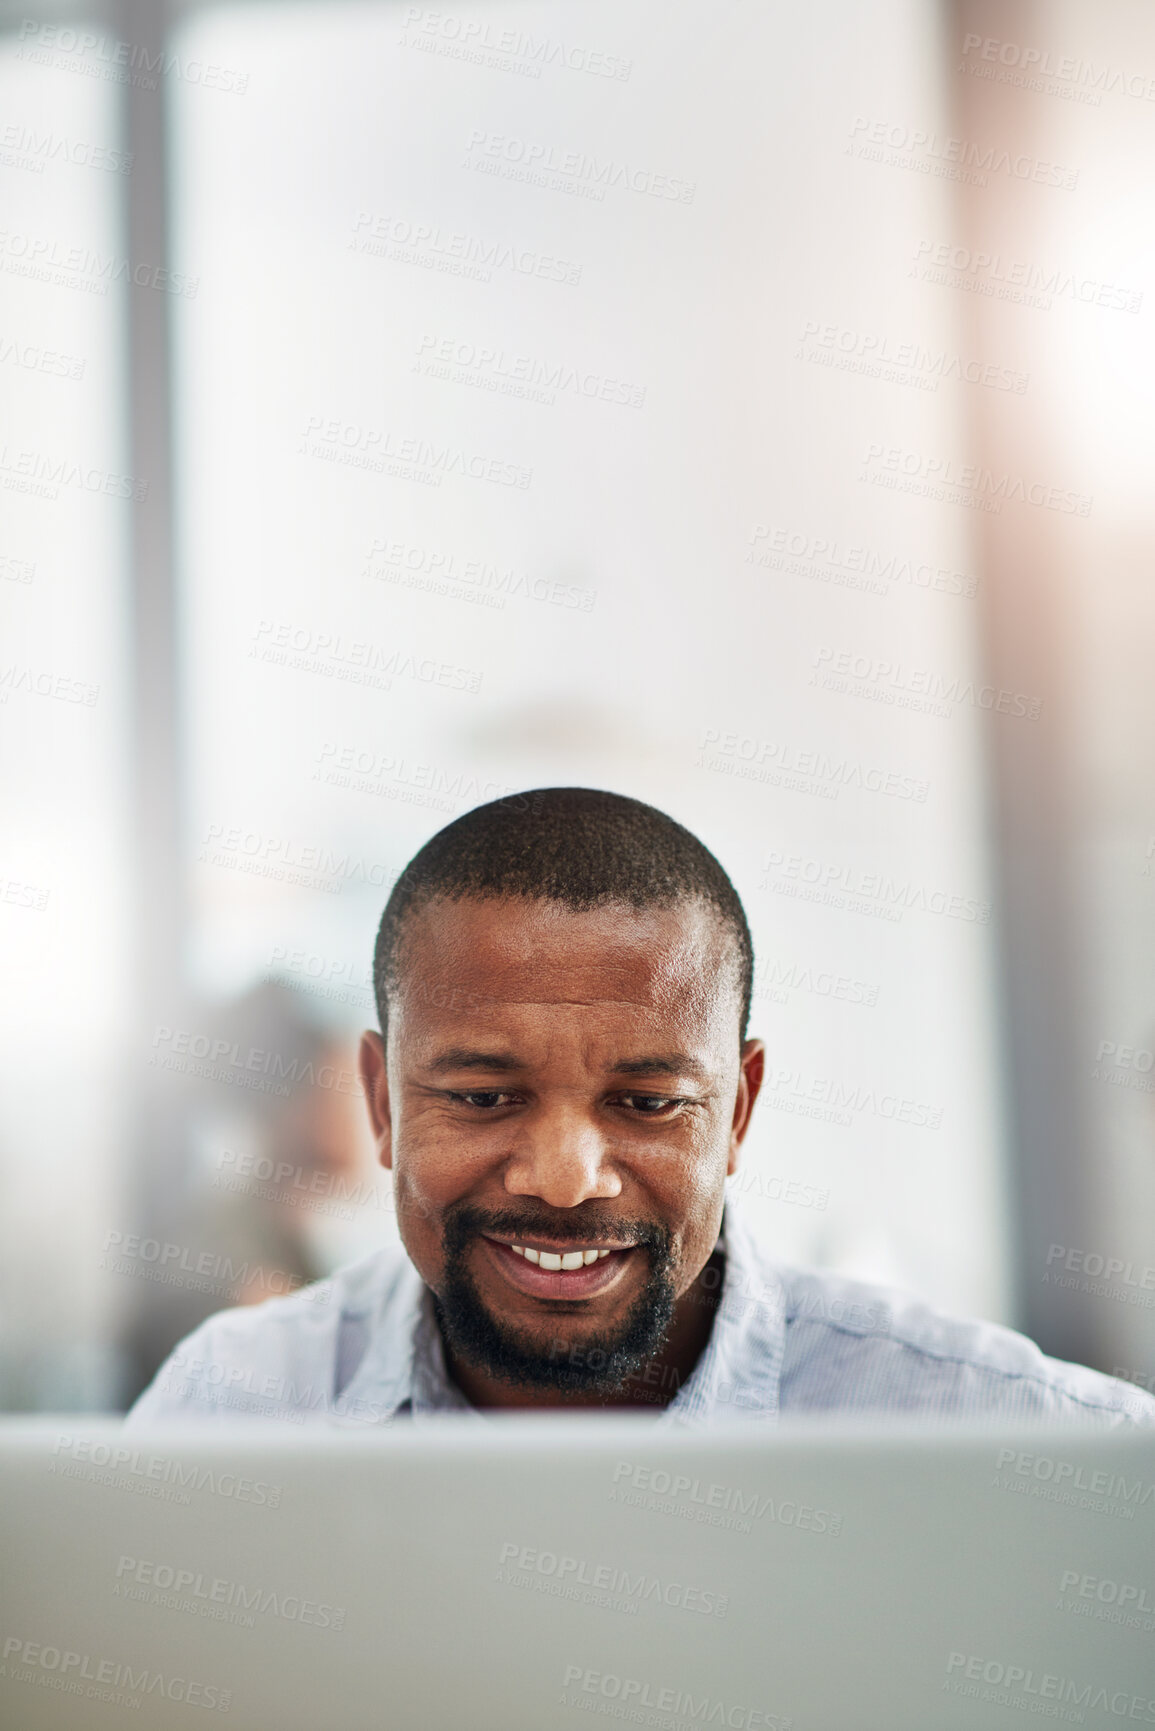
128, 788, 1154, 1428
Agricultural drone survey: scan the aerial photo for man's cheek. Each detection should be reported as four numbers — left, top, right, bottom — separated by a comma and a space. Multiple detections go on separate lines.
388, 1172, 445, 1264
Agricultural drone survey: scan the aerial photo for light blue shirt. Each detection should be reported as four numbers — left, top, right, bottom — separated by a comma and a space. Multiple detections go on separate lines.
126, 1203, 1155, 1429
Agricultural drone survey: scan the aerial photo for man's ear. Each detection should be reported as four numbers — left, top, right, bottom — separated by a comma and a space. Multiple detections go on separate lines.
358, 1030, 393, 1170
727, 1038, 765, 1177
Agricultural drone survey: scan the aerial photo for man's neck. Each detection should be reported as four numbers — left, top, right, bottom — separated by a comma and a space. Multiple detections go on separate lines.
444, 1251, 725, 1412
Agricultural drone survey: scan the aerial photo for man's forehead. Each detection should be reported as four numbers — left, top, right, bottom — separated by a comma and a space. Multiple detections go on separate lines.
395, 894, 734, 1007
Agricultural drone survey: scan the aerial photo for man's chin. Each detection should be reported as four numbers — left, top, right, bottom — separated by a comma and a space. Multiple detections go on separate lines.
432, 1202, 681, 1394
433, 1277, 677, 1394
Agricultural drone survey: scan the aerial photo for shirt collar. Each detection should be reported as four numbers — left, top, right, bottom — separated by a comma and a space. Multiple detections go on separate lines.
334, 1198, 786, 1425
659, 1202, 785, 1425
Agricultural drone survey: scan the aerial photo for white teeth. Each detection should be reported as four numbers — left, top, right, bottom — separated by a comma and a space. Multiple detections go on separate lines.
506, 1243, 618, 1267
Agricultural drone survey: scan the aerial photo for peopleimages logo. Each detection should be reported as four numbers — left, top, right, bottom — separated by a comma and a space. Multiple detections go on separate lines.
1044, 1244, 1155, 1300
148, 1024, 363, 1096
760, 849, 990, 925
0, 553, 36, 584
49, 1435, 282, 1509
0, 335, 86, 379
860, 443, 1092, 516
944, 1652, 1155, 1722
0, 663, 99, 706
100, 1228, 332, 1310
0, 874, 50, 912
753, 958, 879, 1009
763, 1066, 943, 1131
365, 537, 596, 612
113, 1556, 346, 1632
796, 319, 1028, 394
1042, 1244, 1155, 1313
298, 414, 532, 490
0, 124, 132, 174
959, 33, 1155, 104
350, 210, 583, 286
696, 728, 929, 804
992, 1446, 1154, 1518
313, 741, 524, 816
811, 645, 1041, 720
200, 823, 400, 893
728, 1169, 831, 1212
1057, 1569, 1155, 1629
0, 229, 198, 297
158, 1347, 394, 1425
611, 1461, 842, 1538
414, 332, 646, 409
1, 1637, 230, 1713
911, 238, 1143, 314
399, 9, 632, 81
560, 1665, 789, 1729
746, 523, 978, 600
0, 442, 147, 501
1091, 1039, 1155, 1096
462, 131, 696, 204
213, 1148, 390, 1221
249, 618, 484, 697
15, 18, 249, 93
496, 1543, 728, 1618
847, 115, 1079, 189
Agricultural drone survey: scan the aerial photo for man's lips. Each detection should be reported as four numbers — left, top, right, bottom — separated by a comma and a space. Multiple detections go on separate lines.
478, 1234, 636, 1301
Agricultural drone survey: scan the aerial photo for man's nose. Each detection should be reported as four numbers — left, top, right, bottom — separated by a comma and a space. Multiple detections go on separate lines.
502, 1105, 622, 1209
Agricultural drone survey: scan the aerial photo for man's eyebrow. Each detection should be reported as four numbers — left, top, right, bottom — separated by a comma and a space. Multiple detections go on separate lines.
424, 1048, 524, 1075
612, 1054, 710, 1082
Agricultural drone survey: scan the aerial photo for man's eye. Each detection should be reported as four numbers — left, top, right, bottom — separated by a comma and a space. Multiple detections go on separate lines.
618, 1094, 681, 1114
447, 1090, 516, 1110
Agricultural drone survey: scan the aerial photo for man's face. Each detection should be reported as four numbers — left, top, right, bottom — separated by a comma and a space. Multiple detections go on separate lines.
358, 895, 763, 1397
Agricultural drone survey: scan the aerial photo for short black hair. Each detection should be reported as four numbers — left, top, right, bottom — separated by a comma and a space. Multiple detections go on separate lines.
372, 787, 753, 1042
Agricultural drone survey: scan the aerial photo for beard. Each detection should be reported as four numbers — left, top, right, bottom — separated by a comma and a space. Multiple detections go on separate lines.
430, 1202, 679, 1394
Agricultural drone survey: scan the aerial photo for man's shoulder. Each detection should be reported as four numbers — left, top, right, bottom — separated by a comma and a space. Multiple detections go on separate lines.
751, 1247, 1155, 1423
180, 1240, 409, 1349
125, 1241, 412, 1425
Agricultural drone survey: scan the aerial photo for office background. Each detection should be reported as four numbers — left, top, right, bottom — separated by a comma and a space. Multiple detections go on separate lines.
2, 0, 1153, 1409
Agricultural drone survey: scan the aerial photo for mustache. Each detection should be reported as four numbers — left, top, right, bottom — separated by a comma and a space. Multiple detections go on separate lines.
442, 1202, 670, 1255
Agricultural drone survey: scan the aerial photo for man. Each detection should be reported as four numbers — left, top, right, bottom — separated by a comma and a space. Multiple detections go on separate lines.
127, 788, 1154, 1428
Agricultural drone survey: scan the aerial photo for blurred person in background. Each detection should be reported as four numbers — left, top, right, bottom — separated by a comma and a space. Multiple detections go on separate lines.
119, 980, 371, 1405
